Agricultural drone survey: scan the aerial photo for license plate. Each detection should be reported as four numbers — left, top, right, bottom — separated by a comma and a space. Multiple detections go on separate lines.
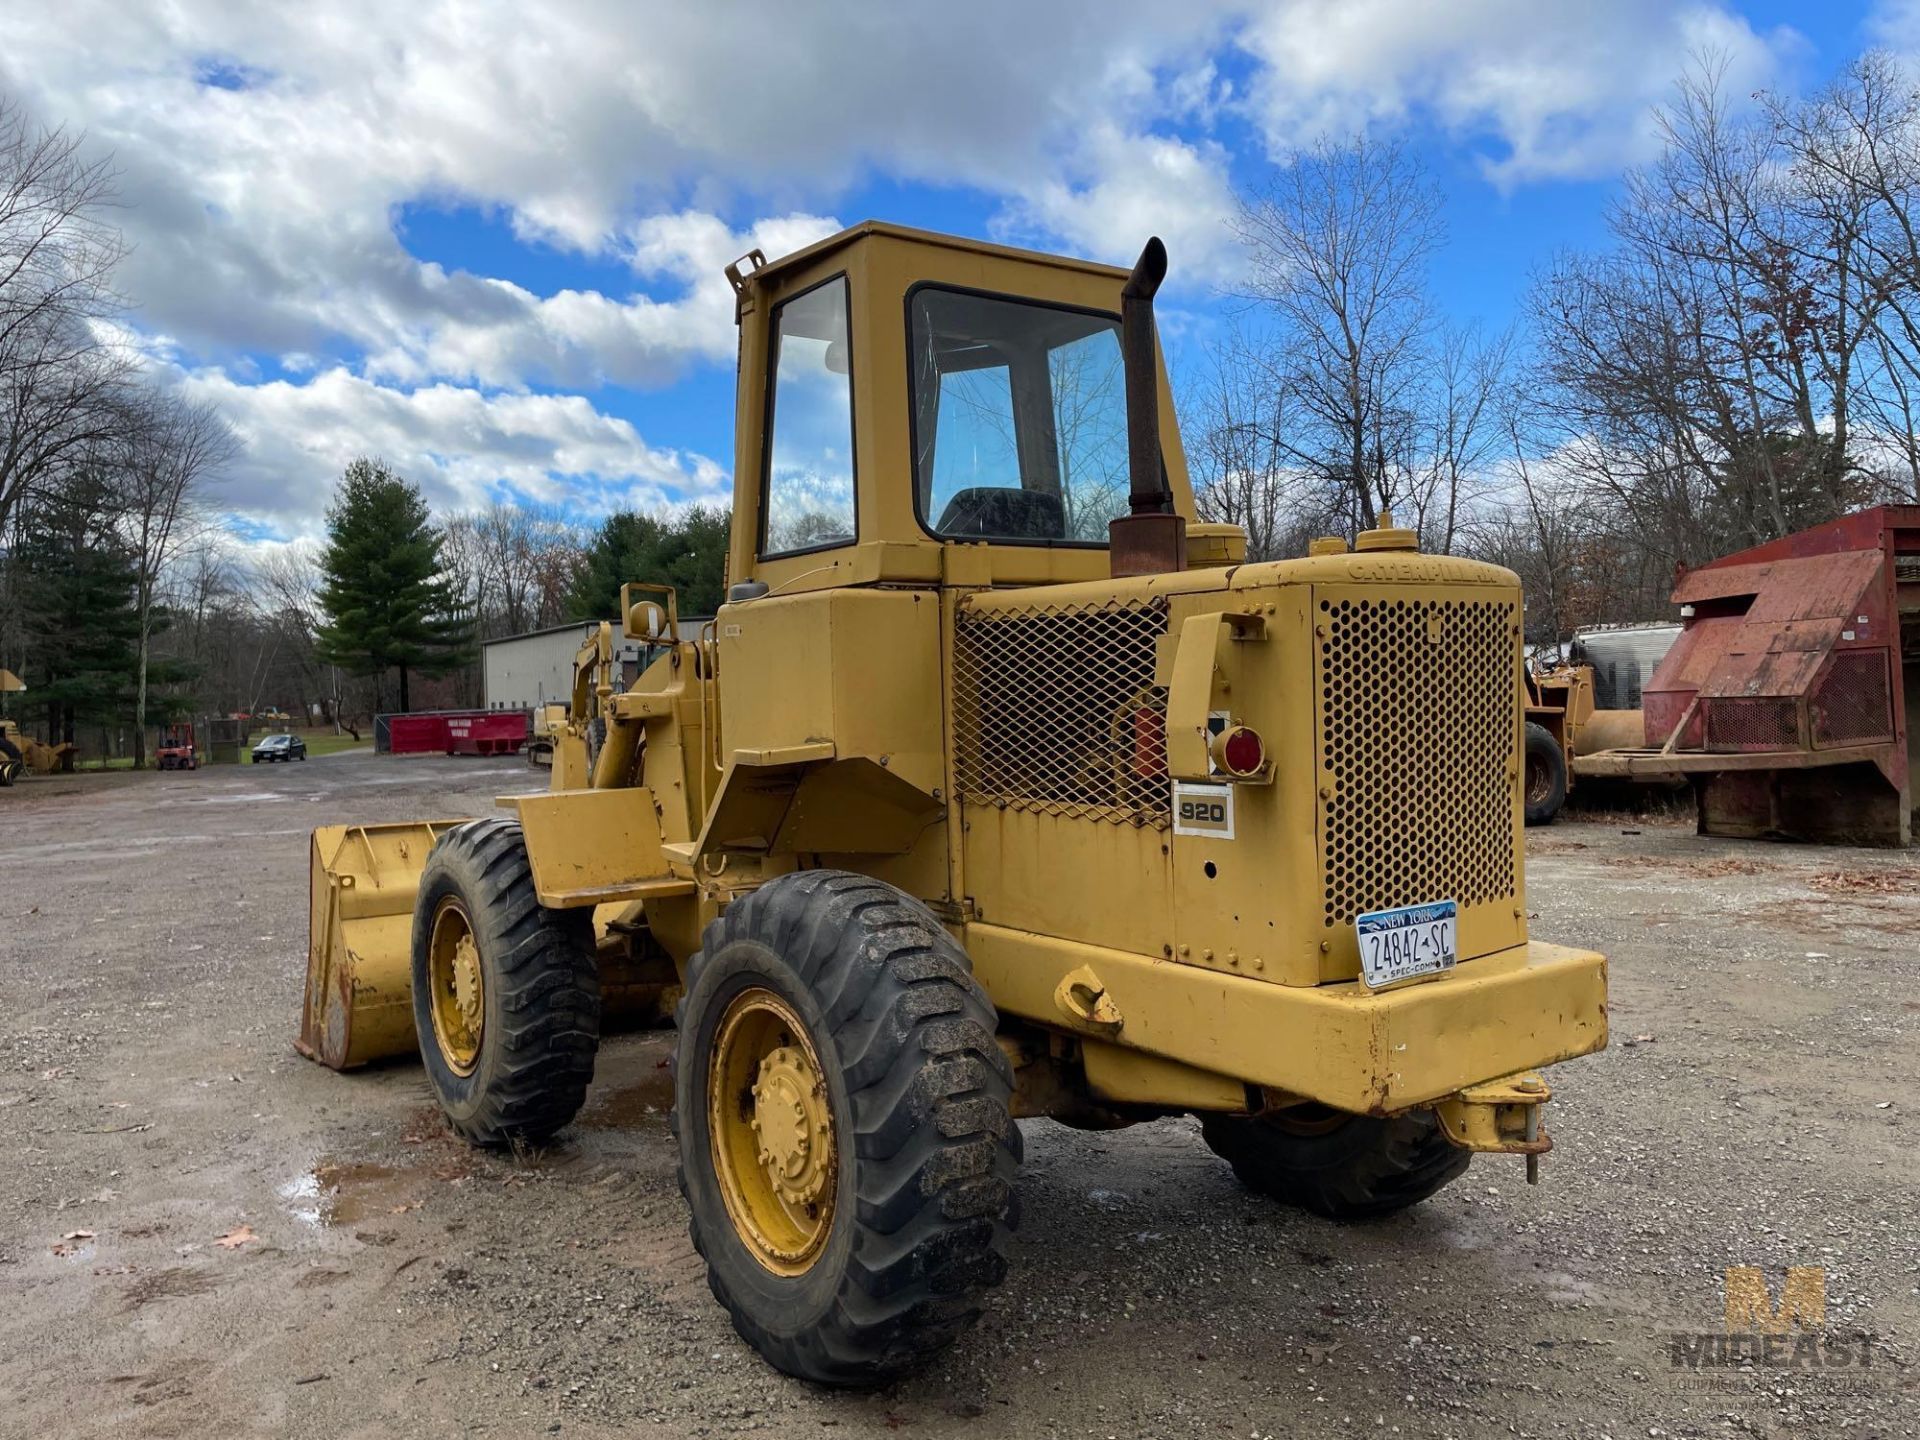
1355, 900, 1458, 989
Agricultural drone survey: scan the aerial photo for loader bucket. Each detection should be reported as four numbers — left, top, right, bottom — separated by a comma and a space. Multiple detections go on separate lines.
297, 820, 469, 1070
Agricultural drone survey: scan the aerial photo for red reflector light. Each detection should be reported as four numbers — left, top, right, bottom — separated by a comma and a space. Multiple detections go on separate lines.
1220, 724, 1264, 778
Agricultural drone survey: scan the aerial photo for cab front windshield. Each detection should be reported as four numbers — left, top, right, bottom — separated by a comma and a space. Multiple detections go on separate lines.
909, 288, 1132, 544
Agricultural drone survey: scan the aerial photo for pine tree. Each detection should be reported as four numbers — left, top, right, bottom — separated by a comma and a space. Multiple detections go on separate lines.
566, 505, 730, 621
314, 458, 472, 712
12, 471, 143, 755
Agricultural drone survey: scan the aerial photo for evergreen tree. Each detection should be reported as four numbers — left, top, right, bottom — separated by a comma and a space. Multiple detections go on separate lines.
566, 505, 730, 621
314, 458, 472, 712
12, 471, 142, 754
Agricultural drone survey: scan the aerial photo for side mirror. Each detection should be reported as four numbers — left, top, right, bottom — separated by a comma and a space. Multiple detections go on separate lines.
620, 582, 681, 642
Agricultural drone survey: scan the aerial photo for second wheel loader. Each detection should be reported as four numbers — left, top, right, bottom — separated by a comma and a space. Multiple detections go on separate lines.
298, 222, 1609, 1386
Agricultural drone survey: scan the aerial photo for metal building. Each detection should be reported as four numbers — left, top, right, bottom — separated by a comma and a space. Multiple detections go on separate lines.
482, 621, 702, 712
482, 623, 599, 712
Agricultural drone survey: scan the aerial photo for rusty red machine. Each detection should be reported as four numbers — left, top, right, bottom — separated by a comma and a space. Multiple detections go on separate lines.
157, 722, 200, 771
1579, 505, 1919, 844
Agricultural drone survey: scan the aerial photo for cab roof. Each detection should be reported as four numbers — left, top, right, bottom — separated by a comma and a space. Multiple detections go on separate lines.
743, 220, 1132, 288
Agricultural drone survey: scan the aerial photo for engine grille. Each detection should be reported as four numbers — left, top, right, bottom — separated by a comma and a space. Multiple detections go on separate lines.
1704, 697, 1800, 751
1319, 594, 1518, 927
952, 595, 1171, 827
1812, 650, 1893, 746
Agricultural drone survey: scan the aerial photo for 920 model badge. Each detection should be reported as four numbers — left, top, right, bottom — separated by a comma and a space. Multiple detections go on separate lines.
1172, 781, 1235, 839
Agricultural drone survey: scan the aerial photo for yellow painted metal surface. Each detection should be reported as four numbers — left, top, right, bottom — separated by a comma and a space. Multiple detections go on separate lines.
693, 750, 942, 868
298, 821, 465, 1070
1080, 1040, 1246, 1111
1435, 1071, 1551, 1153
423, 897, 486, 1075
506, 787, 679, 909
724, 224, 1194, 600
963, 923, 1607, 1115
708, 987, 838, 1275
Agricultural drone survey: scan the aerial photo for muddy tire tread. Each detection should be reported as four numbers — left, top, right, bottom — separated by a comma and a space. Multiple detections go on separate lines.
674, 870, 1019, 1386
412, 816, 599, 1145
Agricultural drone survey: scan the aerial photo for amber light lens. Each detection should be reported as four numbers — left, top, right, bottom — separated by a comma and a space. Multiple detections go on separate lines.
1221, 725, 1264, 777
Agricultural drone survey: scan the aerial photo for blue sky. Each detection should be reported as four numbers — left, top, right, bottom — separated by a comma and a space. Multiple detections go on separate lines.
0, 1, 1894, 548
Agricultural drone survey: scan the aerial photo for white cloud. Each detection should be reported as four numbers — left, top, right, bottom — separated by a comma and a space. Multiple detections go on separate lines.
361, 211, 842, 390
1234, 0, 1797, 185
996, 124, 1242, 285
171, 365, 726, 534
0, 0, 1813, 542
0, 2, 1237, 364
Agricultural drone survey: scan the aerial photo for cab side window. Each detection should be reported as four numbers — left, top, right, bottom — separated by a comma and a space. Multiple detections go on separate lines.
763, 276, 856, 556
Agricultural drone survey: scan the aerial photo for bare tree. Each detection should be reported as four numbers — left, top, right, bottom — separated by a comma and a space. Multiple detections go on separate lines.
119, 393, 237, 766
1533, 54, 1920, 574
252, 541, 358, 728
1409, 323, 1514, 554
1772, 50, 1920, 500
1234, 134, 1443, 533
479, 502, 563, 636
0, 95, 132, 537
1185, 332, 1317, 560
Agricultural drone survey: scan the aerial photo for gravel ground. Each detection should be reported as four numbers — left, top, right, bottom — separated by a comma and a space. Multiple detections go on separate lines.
0, 752, 1914, 1439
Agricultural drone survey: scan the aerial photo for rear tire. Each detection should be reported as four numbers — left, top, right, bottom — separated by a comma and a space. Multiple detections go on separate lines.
411, 817, 600, 1145
1200, 1106, 1469, 1220
675, 871, 1019, 1386
1523, 721, 1568, 826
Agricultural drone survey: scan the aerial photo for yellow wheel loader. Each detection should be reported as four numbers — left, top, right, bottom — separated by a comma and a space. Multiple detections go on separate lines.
298, 223, 1608, 1386
0, 669, 74, 783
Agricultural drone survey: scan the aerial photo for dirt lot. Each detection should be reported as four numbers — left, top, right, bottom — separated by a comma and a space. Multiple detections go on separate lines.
1, 752, 1914, 1439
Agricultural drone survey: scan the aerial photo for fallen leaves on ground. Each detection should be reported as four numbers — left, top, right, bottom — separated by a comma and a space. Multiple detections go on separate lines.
1808, 869, 1920, 895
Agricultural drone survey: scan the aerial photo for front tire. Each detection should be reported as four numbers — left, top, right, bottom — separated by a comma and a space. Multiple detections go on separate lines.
1200, 1106, 1469, 1220
410, 817, 600, 1145
675, 871, 1019, 1386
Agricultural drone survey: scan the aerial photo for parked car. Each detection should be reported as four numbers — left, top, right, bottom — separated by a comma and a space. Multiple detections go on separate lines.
251, 733, 307, 763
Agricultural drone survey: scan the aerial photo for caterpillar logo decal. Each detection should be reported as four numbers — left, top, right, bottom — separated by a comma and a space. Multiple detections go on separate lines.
1172, 781, 1235, 839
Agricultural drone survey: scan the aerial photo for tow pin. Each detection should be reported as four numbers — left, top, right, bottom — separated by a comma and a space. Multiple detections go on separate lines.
1518, 1075, 1544, 1185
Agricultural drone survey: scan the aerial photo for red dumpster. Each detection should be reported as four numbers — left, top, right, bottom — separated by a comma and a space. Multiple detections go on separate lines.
445, 710, 529, 756
386, 712, 453, 754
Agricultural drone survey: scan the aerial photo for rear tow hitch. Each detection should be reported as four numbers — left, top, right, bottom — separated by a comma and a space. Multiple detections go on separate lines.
1434, 1072, 1552, 1184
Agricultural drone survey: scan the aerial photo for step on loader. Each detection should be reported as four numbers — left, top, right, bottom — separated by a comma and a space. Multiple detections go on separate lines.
298, 222, 1609, 1386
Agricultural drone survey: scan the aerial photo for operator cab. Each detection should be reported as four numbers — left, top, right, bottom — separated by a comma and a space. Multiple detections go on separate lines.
724, 222, 1202, 597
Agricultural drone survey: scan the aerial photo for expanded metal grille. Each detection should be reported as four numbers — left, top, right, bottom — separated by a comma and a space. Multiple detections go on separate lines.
952, 596, 1171, 827
1319, 596, 1517, 927
1704, 697, 1800, 751
1812, 650, 1893, 746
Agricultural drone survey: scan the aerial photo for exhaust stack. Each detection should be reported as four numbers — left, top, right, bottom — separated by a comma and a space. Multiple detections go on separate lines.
1108, 236, 1186, 577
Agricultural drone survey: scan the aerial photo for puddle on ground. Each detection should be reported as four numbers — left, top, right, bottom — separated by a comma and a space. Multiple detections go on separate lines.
577, 1066, 675, 1129
280, 1159, 431, 1228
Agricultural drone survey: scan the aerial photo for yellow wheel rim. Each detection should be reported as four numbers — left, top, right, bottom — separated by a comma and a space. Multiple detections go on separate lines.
708, 988, 837, 1276
426, 898, 485, 1076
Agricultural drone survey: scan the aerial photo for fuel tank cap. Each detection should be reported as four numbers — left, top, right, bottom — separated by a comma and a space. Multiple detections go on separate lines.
1354, 510, 1419, 552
